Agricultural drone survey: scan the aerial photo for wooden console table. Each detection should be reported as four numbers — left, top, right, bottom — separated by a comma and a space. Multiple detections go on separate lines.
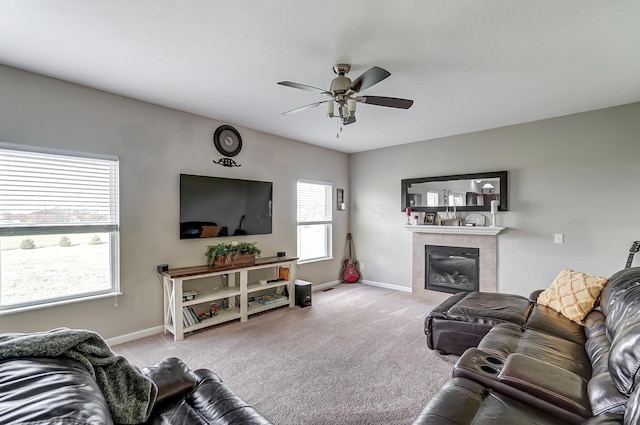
162, 256, 297, 341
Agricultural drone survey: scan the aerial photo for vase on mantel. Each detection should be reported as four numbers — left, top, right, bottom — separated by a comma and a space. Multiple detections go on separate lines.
213, 254, 256, 267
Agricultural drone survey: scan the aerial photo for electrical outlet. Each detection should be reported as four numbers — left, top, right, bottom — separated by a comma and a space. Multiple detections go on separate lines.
554, 234, 564, 244
360, 262, 365, 270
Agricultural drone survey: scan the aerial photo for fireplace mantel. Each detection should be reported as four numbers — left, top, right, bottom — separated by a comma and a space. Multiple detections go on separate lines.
404, 225, 505, 236
409, 225, 502, 304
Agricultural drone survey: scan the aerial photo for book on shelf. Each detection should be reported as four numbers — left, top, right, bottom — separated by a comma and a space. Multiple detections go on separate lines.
182, 307, 193, 327
182, 306, 201, 326
187, 306, 200, 324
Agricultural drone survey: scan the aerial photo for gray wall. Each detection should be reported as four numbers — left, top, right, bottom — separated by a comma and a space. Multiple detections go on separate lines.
0, 65, 349, 339
350, 103, 640, 296
1, 62, 639, 340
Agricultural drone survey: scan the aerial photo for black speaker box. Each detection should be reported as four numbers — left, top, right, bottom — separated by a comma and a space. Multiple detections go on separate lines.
295, 280, 312, 308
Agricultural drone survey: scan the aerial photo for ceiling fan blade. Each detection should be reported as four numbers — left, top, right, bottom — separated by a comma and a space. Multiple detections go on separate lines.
348, 66, 391, 93
356, 96, 414, 109
343, 116, 356, 125
278, 81, 329, 95
282, 100, 330, 115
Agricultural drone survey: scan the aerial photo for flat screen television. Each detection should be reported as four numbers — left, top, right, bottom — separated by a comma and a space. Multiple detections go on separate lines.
180, 174, 273, 239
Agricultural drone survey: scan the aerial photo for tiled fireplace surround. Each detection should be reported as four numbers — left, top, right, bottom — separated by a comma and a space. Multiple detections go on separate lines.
408, 226, 503, 304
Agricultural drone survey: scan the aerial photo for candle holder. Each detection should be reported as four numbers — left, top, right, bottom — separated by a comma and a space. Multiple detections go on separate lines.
490, 200, 499, 227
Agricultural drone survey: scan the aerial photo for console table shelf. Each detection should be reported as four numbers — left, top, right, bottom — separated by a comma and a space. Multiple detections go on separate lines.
162, 256, 298, 341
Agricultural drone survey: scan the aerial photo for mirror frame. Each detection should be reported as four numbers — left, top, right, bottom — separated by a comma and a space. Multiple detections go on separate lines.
401, 170, 508, 212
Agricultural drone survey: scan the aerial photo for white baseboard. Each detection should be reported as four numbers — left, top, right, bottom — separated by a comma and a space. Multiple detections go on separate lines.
313, 279, 411, 293
362, 279, 411, 292
106, 280, 408, 346
313, 280, 341, 291
106, 325, 164, 346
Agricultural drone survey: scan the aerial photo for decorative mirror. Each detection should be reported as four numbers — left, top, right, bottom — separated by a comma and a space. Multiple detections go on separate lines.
401, 171, 508, 212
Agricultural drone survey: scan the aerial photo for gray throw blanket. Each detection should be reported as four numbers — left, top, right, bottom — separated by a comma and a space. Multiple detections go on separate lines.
0, 328, 157, 424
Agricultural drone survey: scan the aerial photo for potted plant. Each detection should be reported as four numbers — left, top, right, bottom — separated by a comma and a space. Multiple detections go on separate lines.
205, 241, 261, 266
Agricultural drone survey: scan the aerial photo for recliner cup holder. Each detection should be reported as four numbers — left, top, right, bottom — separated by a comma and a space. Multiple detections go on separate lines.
485, 356, 504, 365
453, 349, 505, 380
479, 365, 499, 374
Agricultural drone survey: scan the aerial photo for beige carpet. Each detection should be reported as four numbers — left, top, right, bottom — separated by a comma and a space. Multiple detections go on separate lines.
113, 284, 456, 425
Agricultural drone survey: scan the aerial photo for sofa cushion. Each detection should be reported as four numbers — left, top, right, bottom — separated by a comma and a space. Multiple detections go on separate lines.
583, 310, 629, 415
0, 357, 113, 425
478, 323, 591, 378
446, 292, 533, 325
537, 269, 608, 324
525, 303, 586, 345
603, 268, 640, 395
411, 377, 573, 425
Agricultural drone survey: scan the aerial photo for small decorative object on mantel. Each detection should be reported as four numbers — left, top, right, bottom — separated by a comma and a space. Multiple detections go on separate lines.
212, 125, 243, 167
406, 207, 412, 225
490, 200, 499, 227
464, 213, 486, 227
423, 212, 436, 225
440, 218, 462, 226
205, 241, 261, 266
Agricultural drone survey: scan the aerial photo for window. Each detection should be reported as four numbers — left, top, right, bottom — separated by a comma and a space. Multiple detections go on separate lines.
297, 180, 332, 263
426, 191, 439, 207
448, 192, 464, 207
0, 145, 119, 313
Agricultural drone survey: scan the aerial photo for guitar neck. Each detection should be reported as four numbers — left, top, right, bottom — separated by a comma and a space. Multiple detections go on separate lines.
626, 241, 640, 269
627, 254, 635, 269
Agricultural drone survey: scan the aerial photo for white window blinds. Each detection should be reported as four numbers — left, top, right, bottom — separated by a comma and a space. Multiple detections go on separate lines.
0, 147, 119, 235
297, 181, 332, 223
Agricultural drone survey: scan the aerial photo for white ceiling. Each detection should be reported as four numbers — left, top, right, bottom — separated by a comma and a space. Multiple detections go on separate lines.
1, 1, 639, 153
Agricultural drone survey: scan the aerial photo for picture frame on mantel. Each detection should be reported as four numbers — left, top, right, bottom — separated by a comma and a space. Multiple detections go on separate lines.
423, 212, 436, 225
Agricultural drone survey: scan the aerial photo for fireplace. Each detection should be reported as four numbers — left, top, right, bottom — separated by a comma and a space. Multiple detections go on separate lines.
425, 245, 479, 294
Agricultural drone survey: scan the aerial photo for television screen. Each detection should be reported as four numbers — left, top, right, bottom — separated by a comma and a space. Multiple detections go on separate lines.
180, 174, 273, 239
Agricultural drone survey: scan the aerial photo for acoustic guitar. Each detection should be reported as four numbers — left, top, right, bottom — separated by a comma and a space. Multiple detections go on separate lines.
342, 233, 362, 283
625, 241, 640, 268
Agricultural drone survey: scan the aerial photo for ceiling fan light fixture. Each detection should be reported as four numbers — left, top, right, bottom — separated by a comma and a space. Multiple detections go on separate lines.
278, 63, 414, 127
340, 104, 349, 119
347, 98, 357, 116
326, 101, 335, 118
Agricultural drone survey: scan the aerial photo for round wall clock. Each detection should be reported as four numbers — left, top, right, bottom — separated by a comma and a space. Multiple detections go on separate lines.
213, 125, 242, 157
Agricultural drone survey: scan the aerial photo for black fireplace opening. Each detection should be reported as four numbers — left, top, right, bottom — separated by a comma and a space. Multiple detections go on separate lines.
425, 245, 479, 294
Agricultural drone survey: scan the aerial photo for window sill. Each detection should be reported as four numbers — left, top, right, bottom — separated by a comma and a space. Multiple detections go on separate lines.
297, 256, 333, 266
0, 291, 122, 316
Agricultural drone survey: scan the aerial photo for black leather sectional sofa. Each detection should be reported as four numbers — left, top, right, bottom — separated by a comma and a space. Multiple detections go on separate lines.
414, 267, 640, 424
0, 356, 272, 424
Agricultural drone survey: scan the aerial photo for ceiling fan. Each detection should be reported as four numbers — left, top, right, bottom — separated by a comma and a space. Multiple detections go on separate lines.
278, 64, 413, 126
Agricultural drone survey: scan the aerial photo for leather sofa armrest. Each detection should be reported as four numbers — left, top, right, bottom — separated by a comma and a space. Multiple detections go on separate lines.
191, 369, 274, 424
142, 357, 197, 406
497, 353, 590, 418
528, 289, 544, 302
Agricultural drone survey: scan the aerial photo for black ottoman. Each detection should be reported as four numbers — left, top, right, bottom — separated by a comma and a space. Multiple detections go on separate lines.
425, 291, 533, 355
